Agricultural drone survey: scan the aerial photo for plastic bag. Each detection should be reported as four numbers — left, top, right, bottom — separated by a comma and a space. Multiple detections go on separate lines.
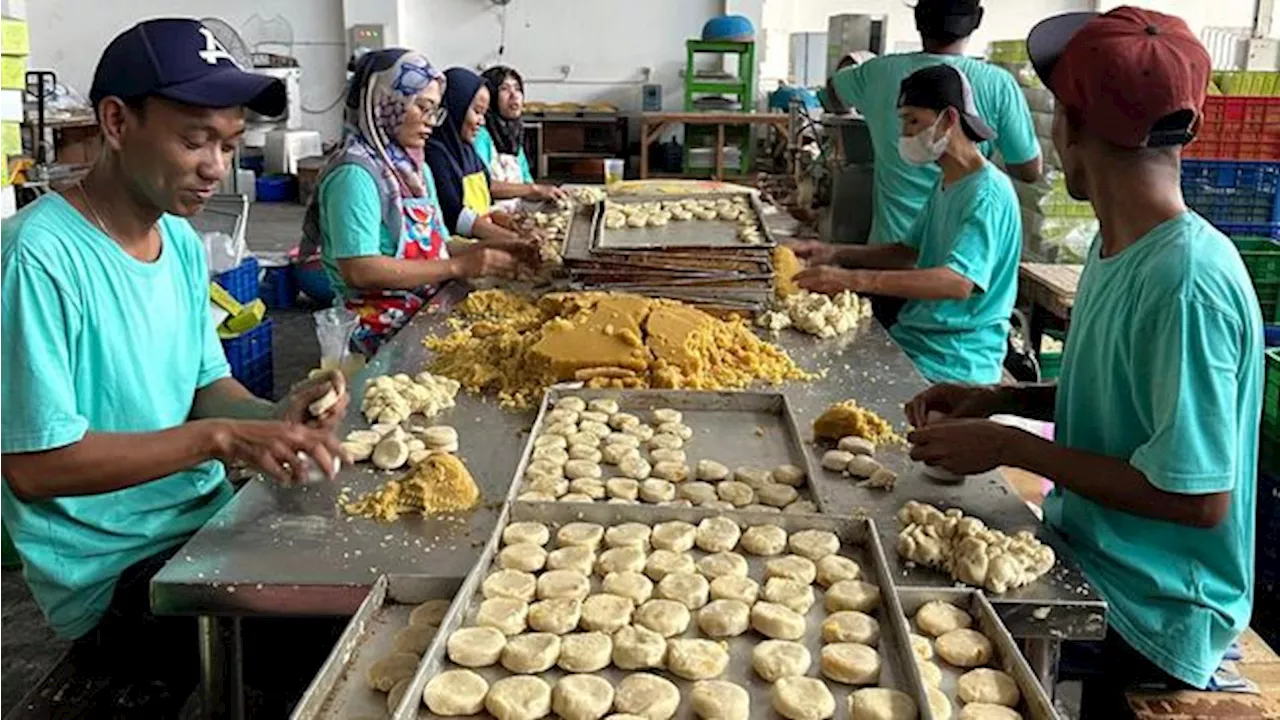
203, 231, 245, 275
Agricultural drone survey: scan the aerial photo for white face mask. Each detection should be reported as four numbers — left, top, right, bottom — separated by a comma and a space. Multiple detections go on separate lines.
898, 114, 949, 166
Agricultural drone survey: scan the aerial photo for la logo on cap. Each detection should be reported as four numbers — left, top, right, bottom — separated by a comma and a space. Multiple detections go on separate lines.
197, 26, 241, 68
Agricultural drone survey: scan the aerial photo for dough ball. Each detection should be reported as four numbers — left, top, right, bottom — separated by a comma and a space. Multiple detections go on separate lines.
696, 459, 731, 481
635, 598, 692, 636
838, 436, 876, 455
655, 422, 693, 440
825, 580, 881, 612
565, 459, 603, 480
656, 571, 710, 610
447, 626, 506, 667
500, 632, 561, 673
762, 577, 816, 613
567, 432, 602, 449
822, 611, 880, 645
557, 522, 605, 550
624, 423, 656, 442
697, 552, 747, 580
678, 481, 719, 505
526, 474, 568, 498
918, 659, 943, 687
503, 522, 550, 547
750, 601, 807, 640
649, 448, 687, 464
911, 633, 934, 660
579, 410, 610, 425
534, 433, 569, 449
558, 631, 613, 673
614, 672, 681, 720
483, 569, 537, 601
916, 600, 973, 637
752, 639, 811, 681
651, 521, 696, 551
846, 456, 882, 478
475, 597, 528, 636
610, 412, 642, 430
612, 625, 668, 670
667, 638, 730, 680
957, 668, 1021, 707
607, 477, 641, 500
645, 549, 696, 581
739, 525, 787, 556
695, 517, 741, 552
772, 463, 807, 486
651, 408, 683, 425
765, 555, 817, 585
537, 569, 591, 601
424, 669, 488, 716
604, 431, 642, 448
602, 444, 642, 465
544, 421, 578, 438
757, 483, 799, 508
552, 674, 615, 720
605, 522, 652, 549
366, 652, 418, 691
568, 478, 607, 499
709, 575, 759, 604
690, 680, 749, 720
703, 499, 735, 511
822, 450, 854, 471
409, 598, 452, 628
580, 593, 636, 633
935, 628, 994, 668
597, 546, 647, 576
647, 433, 684, 451
640, 478, 676, 503
602, 570, 654, 604
547, 545, 597, 575
816, 554, 862, 587
499, 543, 548, 572
560, 492, 595, 503
771, 676, 836, 720
619, 455, 652, 480
696, 599, 751, 638
556, 396, 588, 412
527, 597, 583, 634
532, 446, 570, 465
580, 420, 612, 439
587, 397, 620, 414
820, 642, 881, 685
485, 675, 552, 720
391, 624, 437, 655
789, 529, 841, 560
651, 461, 690, 482
927, 686, 953, 720
546, 408, 580, 425
958, 704, 1024, 720
732, 466, 772, 489
716, 480, 755, 507
848, 688, 918, 720
784, 500, 819, 514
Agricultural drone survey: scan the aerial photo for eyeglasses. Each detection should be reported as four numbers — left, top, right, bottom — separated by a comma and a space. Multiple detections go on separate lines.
423, 105, 448, 128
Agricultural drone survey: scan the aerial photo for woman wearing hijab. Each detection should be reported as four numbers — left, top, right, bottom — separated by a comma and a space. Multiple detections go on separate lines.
474, 65, 567, 206
300, 49, 522, 354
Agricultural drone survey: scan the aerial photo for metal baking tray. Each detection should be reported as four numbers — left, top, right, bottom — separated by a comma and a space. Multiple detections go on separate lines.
507, 389, 826, 512
592, 192, 778, 250
897, 587, 1060, 720
292, 575, 462, 720
393, 502, 930, 718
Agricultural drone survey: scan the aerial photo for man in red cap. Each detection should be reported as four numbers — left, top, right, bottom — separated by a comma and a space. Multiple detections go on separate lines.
903, 7, 1262, 715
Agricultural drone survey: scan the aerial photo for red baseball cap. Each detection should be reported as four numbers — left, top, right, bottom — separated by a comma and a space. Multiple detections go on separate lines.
1026, 6, 1211, 148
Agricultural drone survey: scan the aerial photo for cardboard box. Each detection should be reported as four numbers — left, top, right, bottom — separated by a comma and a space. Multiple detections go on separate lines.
0, 18, 27, 56
1, 120, 17, 155
0, 54, 24, 89
0, 88, 20, 122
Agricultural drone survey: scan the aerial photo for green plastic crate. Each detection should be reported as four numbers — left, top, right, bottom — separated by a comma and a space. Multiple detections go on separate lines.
1235, 237, 1280, 323
1266, 348, 1279, 423
988, 40, 1030, 64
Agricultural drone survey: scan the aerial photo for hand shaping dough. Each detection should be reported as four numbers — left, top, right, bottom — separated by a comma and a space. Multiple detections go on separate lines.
547, 545, 597, 575
503, 522, 550, 547
789, 529, 841, 560
958, 704, 1025, 720
645, 549, 696, 581
697, 551, 748, 580
424, 669, 489, 716
762, 577, 816, 613
537, 569, 591, 601
740, 525, 788, 556
825, 580, 881, 612
499, 543, 548, 572
709, 575, 759, 604
485, 675, 552, 720
614, 672, 681, 720
475, 597, 528, 636
765, 555, 817, 585
752, 639, 811, 681
822, 611, 881, 645
771, 676, 836, 720
695, 517, 741, 552
557, 522, 605, 550
651, 521, 696, 552
500, 632, 561, 673
667, 638, 730, 680
612, 624, 668, 670
558, 631, 613, 673
916, 600, 974, 637
935, 628, 994, 668
552, 674, 615, 720
690, 680, 749, 720
750, 601, 806, 640
816, 554, 862, 587
696, 599, 751, 638
580, 593, 636, 633
635, 598, 692, 636
366, 652, 418, 691
820, 642, 881, 685
847, 688, 918, 720
602, 571, 653, 604
483, 569, 537, 602
957, 668, 1021, 707
447, 626, 506, 667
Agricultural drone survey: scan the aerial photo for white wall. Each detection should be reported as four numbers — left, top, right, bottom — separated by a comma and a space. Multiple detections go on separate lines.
27, 0, 349, 140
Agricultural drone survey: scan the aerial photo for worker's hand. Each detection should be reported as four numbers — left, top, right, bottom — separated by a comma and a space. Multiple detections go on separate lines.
785, 239, 837, 265
209, 419, 348, 485
277, 369, 349, 430
904, 383, 1004, 428
488, 210, 517, 231
907, 419, 1025, 475
794, 266, 865, 295
532, 184, 569, 203
452, 244, 518, 279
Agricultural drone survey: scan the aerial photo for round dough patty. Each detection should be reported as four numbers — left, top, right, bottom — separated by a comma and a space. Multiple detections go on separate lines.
527, 597, 583, 634
825, 580, 881, 613
503, 521, 550, 546
557, 522, 605, 550
634, 598, 692, 636
614, 672, 681, 720
424, 668, 488, 716
750, 601, 806, 640
935, 628, 994, 668
957, 668, 1021, 707
537, 569, 591, 601
500, 632, 561, 673
606, 477, 640, 500
547, 545, 596, 575
820, 642, 881, 685
447, 626, 506, 667
612, 624, 667, 670
580, 593, 636, 633
656, 571, 710, 610
483, 569, 537, 602
408, 598, 451, 628
911, 633, 934, 660
558, 630, 613, 673
771, 676, 836, 720
789, 529, 840, 560
822, 611, 881, 645
765, 555, 817, 585
739, 524, 788, 556
762, 577, 816, 613
709, 575, 759, 604
605, 522, 652, 549
916, 600, 973, 637
485, 675, 552, 720
958, 703, 1025, 720
695, 517, 741, 552
602, 570, 654, 604
645, 549, 696, 581
597, 546, 647, 576
366, 652, 418, 691
752, 639, 811, 681
552, 673, 615, 720
499, 543, 548, 572
848, 688, 918, 720
696, 599, 751, 638
816, 554, 862, 587
651, 521, 696, 551
697, 551, 748, 580
666, 637, 730, 680
690, 679, 749, 720
475, 597, 528, 636
715, 480, 755, 507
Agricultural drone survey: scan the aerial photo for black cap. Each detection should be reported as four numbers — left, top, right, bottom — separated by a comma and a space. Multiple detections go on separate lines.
898, 64, 996, 142
90, 19, 286, 116
915, 0, 985, 40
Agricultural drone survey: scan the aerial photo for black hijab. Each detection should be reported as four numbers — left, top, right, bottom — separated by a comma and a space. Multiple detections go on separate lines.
481, 65, 525, 157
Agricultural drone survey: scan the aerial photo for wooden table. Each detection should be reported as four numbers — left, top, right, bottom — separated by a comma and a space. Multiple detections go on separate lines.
638, 111, 789, 181
1128, 627, 1280, 719
1019, 262, 1082, 353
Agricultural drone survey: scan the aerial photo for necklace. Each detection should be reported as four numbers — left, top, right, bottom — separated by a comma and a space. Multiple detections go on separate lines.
76, 179, 158, 244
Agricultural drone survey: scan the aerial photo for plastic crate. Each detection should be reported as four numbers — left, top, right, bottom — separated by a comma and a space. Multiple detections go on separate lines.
1182, 160, 1280, 227
214, 256, 260, 305
1235, 237, 1280, 323
259, 264, 298, 309
221, 319, 274, 399
1266, 348, 1279, 424
1185, 97, 1280, 160
987, 40, 1030, 64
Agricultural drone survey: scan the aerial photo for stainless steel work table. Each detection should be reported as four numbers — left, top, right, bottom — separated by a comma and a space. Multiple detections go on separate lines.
153, 285, 1104, 719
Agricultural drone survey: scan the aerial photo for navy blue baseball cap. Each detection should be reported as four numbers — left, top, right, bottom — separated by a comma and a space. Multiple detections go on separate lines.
90, 18, 286, 116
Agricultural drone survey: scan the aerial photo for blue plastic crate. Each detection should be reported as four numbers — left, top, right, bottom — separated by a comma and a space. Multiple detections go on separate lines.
1221, 223, 1280, 239
214, 257, 260, 305
1182, 160, 1280, 227
222, 319, 274, 398
259, 265, 298, 309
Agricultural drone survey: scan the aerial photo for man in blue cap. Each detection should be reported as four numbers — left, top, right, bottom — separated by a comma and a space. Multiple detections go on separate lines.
2, 19, 350, 712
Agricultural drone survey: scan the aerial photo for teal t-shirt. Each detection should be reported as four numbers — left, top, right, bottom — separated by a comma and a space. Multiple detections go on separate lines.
890, 162, 1021, 384
831, 53, 1039, 245
472, 125, 534, 183
1046, 212, 1262, 687
1, 194, 234, 639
